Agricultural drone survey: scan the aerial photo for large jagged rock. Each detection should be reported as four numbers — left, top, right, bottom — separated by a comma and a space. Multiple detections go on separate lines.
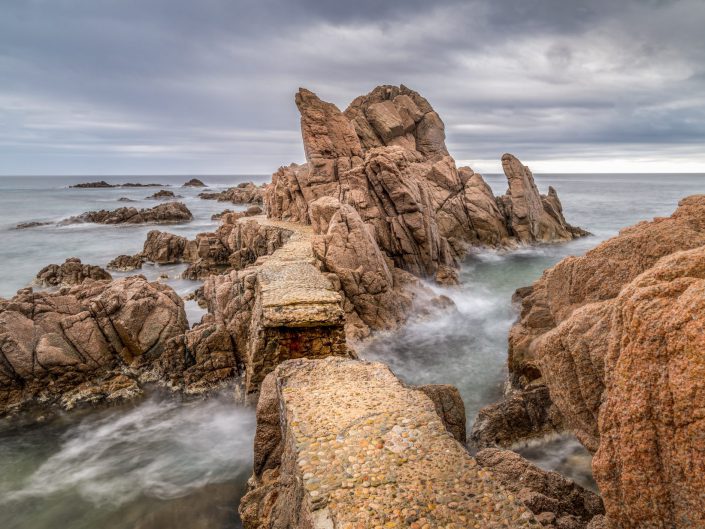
0, 276, 189, 414
310, 196, 416, 340
62, 202, 193, 225
265, 86, 585, 282
497, 154, 587, 244
537, 246, 705, 529
142, 230, 188, 264
508, 196, 705, 529
417, 383, 467, 443
476, 448, 604, 529
240, 357, 541, 529
156, 314, 239, 394
34, 258, 112, 287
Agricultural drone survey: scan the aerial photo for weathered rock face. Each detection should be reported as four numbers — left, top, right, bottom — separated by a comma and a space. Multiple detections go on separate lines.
62, 202, 193, 225
142, 230, 188, 264
0, 276, 189, 414
35, 258, 112, 287
509, 195, 705, 388
106, 254, 144, 271
199, 182, 266, 204
470, 386, 564, 449
497, 154, 588, 244
156, 314, 239, 394
508, 196, 705, 529
310, 196, 415, 339
240, 357, 541, 529
265, 85, 585, 282
476, 448, 604, 529
417, 384, 467, 443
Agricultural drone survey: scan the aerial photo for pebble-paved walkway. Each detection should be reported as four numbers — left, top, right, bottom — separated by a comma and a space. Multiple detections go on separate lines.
276, 357, 542, 529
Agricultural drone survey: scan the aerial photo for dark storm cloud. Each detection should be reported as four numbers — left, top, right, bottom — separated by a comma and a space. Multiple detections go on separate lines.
1, 0, 704, 174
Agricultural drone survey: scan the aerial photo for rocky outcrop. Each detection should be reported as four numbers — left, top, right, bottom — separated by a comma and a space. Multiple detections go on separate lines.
310, 196, 417, 340
509, 196, 705, 388
146, 190, 182, 200
183, 178, 206, 187
470, 386, 564, 449
506, 196, 705, 528
497, 154, 588, 244
239, 357, 541, 529
199, 182, 265, 204
106, 254, 144, 271
62, 202, 193, 225
265, 86, 585, 282
142, 230, 188, 264
70, 181, 163, 188
15, 221, 52, 229
476, 448, 604, 529
34, 258, 112, 287
418, 383, 467, 443
0, 276, 189, 414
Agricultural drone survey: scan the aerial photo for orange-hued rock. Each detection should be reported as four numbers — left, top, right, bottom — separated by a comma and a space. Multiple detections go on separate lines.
509, 195, 705, 387
510, 196, 705, 528
265, 85, 585, 282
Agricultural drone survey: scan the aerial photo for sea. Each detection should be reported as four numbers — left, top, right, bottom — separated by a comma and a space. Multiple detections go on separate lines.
0, 173, 703, 528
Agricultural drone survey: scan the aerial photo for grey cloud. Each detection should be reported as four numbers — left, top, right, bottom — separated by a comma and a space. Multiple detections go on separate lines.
0, 0, 703, 174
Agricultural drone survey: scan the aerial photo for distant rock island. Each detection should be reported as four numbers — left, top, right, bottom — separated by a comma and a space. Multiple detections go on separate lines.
70, 180, 164, 188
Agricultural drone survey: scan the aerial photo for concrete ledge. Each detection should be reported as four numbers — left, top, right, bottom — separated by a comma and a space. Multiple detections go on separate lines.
240, 357, 541, 529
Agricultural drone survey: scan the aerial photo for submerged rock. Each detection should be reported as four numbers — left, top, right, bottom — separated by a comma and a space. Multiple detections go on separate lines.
15, 221, 52, 229
34, 257, 112, 287
70, 181, 163, 188
61, 202, 193, 225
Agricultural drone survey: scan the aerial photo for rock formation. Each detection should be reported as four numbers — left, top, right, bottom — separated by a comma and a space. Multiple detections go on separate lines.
239, 357, 541, 529
142, 230, 189, 264
15, 221, 52, 229
61, 202, 193, 225
0, 276, 188, 414
70, 181, 163, 188
183, 178, 206, 187
476, 448, 604, 529
146, 190, 182, 200
265, 85, 585, 282
199, 182, 265, 204
34, 257, 112, 287
106, 254, 144, 271
503, 195, 705, 528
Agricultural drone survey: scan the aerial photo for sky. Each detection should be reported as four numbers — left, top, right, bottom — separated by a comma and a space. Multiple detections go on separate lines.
1, 0, 704, 175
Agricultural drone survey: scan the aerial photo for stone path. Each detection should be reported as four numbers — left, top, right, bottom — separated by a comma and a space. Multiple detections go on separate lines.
254, 357, 542, 528
230, 216, 349, 392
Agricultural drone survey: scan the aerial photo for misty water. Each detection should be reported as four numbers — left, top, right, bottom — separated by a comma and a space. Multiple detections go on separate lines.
0, 173, 703, 528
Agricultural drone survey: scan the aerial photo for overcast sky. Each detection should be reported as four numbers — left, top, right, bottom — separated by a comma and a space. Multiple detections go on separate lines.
1, 0, 704, 175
